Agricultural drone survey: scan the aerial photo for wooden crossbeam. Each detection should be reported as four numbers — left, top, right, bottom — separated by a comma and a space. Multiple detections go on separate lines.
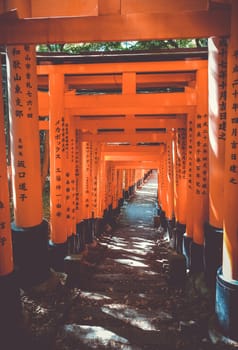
64, 92, 196, 115
38, 60, 207, 75
0, 0, 210, 19
112, 161, 160, 169
104, 154, 162, 161
38, 90, 195, 116
38, 72, 195, 90
0, 8, 229, 45
79, 132, 171, 144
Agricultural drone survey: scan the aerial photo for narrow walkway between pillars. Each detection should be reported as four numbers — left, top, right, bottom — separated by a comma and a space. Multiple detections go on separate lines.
19, 171, 229, 350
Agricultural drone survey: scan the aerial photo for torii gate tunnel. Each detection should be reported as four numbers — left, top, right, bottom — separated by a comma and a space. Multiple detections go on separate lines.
0, 0, 238, 342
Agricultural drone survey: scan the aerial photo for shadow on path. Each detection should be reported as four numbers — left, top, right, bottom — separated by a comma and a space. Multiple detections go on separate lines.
17, 171, 231, 350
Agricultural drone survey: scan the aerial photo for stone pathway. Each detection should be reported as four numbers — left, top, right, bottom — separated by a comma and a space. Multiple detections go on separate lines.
17, 171, 233, 350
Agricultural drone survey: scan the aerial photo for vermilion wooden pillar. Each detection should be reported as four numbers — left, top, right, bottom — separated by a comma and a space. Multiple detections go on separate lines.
89, 141, 100, 241
158, 149, 167, 217
64, 113, 78, 256
0, 56, 21, 332
124, 169, 130, 199
173, 128, 187, 253
204, 37, 227, 285
183, 113, 195, 268
216, 1, 238, 340
166, 139, 175, 236
7, 45, 49, 286
48, 72, 68, 269
99, 148, 106, 218
190, 67, 209, 273
117, 169, 124, 207
80, 141, 95, 245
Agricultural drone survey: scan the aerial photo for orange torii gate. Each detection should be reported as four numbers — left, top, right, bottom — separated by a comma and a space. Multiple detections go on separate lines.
0, 0, 238, 342
36, 58, 205, 269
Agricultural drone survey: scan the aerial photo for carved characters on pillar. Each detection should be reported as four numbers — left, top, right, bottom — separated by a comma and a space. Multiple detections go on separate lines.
229, 49, 238, 185
54, 116, 65, 220
187, 118, 193, 191
166, 141, 174, 220
194, 113, 208, 196
64, 115, 76, 234
7, 44, 42, 226
176, 128, 187, 223
92, 142, 100, 217
218, 38, 228, 142
83, 141, 90, 218
75, 129, 80, 221
177, 128, 187, 181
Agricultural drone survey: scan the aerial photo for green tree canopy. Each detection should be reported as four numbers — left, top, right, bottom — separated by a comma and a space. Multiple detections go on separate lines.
36, 39, 207, 53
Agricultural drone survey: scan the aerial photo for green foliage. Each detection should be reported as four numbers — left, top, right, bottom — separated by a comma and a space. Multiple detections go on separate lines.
36, 39, 207, 54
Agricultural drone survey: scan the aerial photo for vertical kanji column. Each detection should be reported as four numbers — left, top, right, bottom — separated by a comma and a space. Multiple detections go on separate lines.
205, 37, 227, 285
48, 72, 68, 269
99, 147, 106, 218
0, 56, 21, 333
7, 45, 49, 286
216, 1, 238, 340
190, 67, 209, 273
81, 141, 91, 245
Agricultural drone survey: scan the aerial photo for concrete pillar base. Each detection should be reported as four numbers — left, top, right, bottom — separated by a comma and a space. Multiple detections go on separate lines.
12, 219, 50, 287
190, 241, 204, 274
204, 222, 223, 288
182, 234, 192, 270
215, 267, 238, 342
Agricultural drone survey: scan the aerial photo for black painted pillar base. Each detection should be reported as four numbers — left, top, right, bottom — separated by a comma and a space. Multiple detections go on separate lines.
118, 197, 124, 208
12, 219, 50, 287
48, 240, 68, 272
0, 271, 22, 328
169, 228, 176, 250
160, 211, 167, 231
182, 234, 192, 270
124, 190, 129, 200
83, 218, 95, 244
76, 221, 86, 250
216, 267, 238, 341
204, 222, 223, 288
190, 241, 204, 274
167, 217, 175, 240
174, 222, 186, 254
95, 218, 105, 237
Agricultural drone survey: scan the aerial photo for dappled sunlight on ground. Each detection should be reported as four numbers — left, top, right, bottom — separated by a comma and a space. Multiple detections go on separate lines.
80, 292, 112, 302
114, 258, 149, 268
101, 304, 161, 331
61, 324, 132, 349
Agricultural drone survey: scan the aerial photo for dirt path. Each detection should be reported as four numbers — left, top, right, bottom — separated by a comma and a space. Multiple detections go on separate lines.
17, 171, 232, 350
